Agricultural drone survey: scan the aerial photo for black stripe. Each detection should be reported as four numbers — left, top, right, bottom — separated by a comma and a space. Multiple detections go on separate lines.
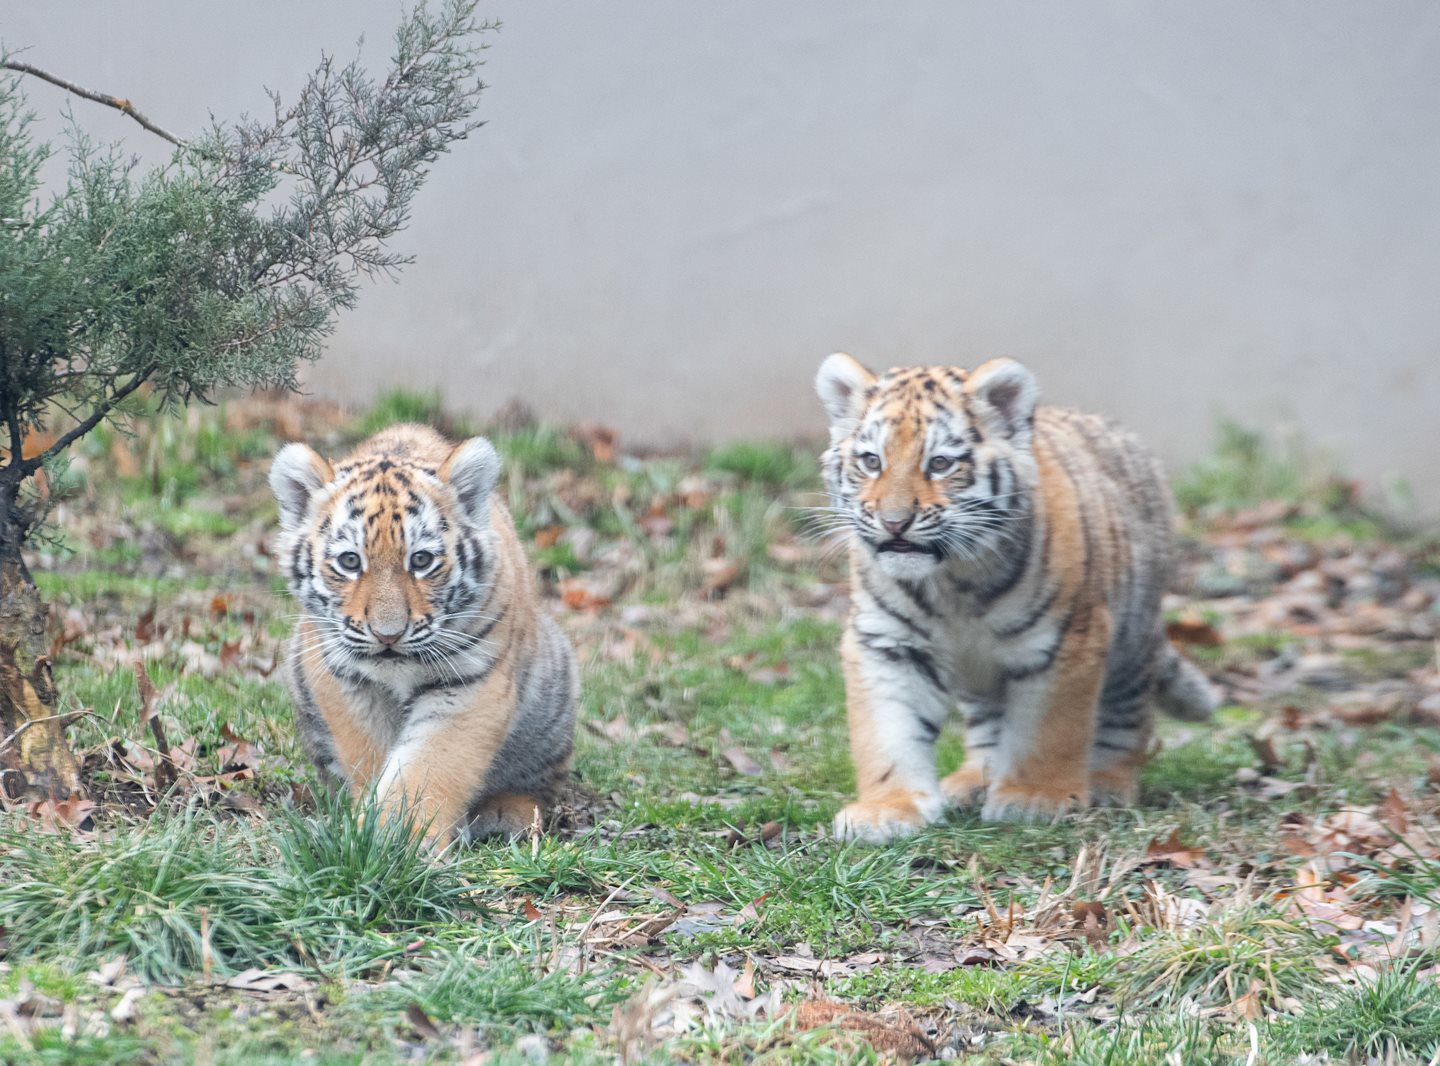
978, 515, 1035, 606
916, 718, 941, 743
854, 631, 946, 693
897, 578, 937, 617
1001, 614, 1071, 681
993, 583, 1058, 640
1101, 666, 1154, 706
407, 657, 502, 707
902, 646, 946, 692
859, 567, 931, 639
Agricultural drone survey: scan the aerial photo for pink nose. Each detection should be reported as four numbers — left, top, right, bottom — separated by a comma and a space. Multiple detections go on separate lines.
882, 515, 913, 537
372, 624, 405, 646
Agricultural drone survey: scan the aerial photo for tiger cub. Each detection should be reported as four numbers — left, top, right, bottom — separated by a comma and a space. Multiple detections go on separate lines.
269, 423, 577, 847
816, 354, 1216, 842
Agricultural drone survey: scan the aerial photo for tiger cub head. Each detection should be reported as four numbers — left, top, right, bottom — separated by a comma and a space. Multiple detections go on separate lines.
269, 424, 502, 670
815, 354, 1039, 579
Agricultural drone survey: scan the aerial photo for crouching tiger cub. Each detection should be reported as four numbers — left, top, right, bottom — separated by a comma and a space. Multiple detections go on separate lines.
270, 423, 577, 847
816, 354, 1216, 842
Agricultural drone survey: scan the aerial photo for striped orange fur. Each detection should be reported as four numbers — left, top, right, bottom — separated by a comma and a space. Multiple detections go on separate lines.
816, 354, 1216, 842
270, 424, 577, 847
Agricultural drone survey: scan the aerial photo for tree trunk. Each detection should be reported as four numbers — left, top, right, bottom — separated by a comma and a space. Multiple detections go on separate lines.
0, 509, 82, 801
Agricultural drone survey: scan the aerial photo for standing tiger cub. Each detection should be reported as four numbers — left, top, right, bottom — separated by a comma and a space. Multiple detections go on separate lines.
270, 423, 577, 847
816, 354, 1216, 842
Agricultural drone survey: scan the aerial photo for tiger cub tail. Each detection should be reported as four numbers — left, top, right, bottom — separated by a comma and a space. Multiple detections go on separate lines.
1154, 643, 1219, 721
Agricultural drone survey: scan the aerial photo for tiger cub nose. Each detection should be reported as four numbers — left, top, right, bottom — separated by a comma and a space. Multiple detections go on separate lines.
881, 514, 914, 536
371, 622, 405, 645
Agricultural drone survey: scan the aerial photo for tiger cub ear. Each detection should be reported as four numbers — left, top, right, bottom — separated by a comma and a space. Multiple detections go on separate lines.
815, 353, 876, 442
443, 437, 502, 526
270, 444, 333, 533
965, 358, 1039, 443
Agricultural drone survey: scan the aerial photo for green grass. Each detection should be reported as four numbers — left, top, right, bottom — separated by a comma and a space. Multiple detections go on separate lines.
707, 441, 816, 489
350, 388, 450, 438
4, 396, 1439, 1062
494, 424, 589, 474
1007, 1015, 1244, 1066
1173, 421, 1313, 515
1278, 963, 1440, 1062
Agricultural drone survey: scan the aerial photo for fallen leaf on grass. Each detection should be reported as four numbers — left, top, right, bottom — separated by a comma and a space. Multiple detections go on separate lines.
215, 723, 261, 770
701, 558, 742, 599
559, 578, 611, 611
790, 999, 934, 1061
26, 793, 96, 835
406, 1003, 444, 1042
571, 423, 618, 463
613, 959, 781, 1052
533, 524, 565, 549
1247, 734, 1285, 775
734, 959, 757, 1000
88, 958, 127, 987
1287, 862, 1365, 931
1377, 787, 1410, 834
109, 988, 145, 1023
1144, 829, 1201, 868
1166, 618, 1222, 647
225, 968, 312, 993
720, 746, 764, 777
767, 954, 880, 978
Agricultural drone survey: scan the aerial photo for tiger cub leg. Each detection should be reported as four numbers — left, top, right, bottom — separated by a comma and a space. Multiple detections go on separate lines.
1089, 651, 1159, 805
467, 792, 544, 840
833, 630, 949, 844
375, 698, 509, 849
983, 608, 1110, 823
940, 699, 1002, 807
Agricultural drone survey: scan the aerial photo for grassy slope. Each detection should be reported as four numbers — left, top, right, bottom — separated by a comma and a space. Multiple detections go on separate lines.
1, 394, 1438, 1064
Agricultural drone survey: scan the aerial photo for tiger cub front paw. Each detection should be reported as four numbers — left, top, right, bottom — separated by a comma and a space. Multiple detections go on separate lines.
980, 779, 1087, 824
940, 764, 989, 807
833, 791, 943, 844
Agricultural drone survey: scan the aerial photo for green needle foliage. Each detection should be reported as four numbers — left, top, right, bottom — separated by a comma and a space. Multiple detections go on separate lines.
0, 2, 490, 794
0, 0, 491, 561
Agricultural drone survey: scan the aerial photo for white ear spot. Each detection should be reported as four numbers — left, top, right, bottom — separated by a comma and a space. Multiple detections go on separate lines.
269, 444, 332, 532
443, 437, 502, 526
966, 358, 1039, 441
815, 352, 877, 442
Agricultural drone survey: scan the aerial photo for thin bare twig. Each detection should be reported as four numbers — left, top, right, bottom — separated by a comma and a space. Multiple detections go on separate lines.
35, 365, 155, 470
2, 59, 187, 148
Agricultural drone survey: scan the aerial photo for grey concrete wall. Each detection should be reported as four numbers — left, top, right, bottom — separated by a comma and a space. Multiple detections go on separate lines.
5, 3, 1440, 512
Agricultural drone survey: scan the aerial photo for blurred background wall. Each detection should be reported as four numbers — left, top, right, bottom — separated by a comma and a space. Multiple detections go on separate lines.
5, 3, 1439, 512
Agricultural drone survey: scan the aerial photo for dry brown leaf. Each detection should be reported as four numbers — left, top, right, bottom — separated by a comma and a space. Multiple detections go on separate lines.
1166, 619, 1222, 647
571, 423, 618, 463
533, 524, 565, 549
559, 579, 611, 611
1247, 734, 1284, 775
789, 999, 934, 1061
1377, 788, 1410, 834
720, 746, 764, 777
25, 793, 96, 835
734, 959, 757, 1000
701, 558, 742, 599
406, 1003, 444, 1042
1144, 828, 1201, 868
225, 968, 312, 993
